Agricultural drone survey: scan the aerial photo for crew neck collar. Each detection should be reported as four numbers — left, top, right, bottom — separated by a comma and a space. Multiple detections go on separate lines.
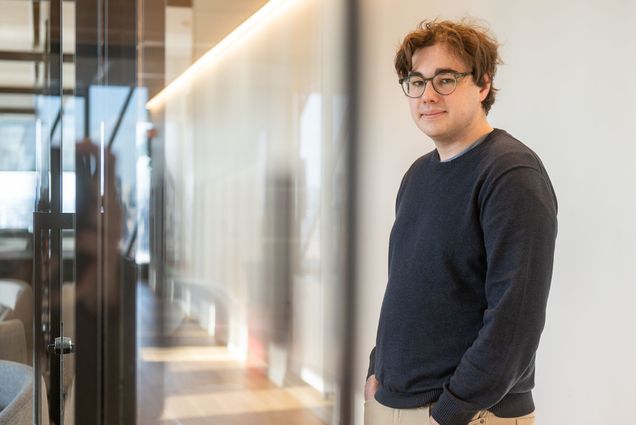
435, 129, 497, 164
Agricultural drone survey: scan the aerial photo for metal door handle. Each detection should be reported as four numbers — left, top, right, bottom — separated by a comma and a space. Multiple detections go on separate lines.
48, 336, 75, 355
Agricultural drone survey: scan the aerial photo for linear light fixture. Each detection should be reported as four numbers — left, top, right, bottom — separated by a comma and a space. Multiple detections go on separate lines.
146, 0, 294, 110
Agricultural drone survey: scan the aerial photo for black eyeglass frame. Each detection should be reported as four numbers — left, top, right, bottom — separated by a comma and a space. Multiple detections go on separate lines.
399, 70, 473, 98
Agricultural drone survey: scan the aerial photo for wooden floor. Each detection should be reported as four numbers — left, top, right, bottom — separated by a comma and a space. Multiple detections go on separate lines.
136, 283, 331, 425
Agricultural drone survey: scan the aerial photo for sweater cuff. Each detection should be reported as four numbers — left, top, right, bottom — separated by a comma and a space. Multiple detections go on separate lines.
430, 385, 478, 425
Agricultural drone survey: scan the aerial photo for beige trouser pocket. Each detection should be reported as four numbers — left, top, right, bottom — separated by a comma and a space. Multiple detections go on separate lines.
363, 399, 536, 425
364, 398, 396, 425
363, 398, 433, 425
468, 411, 535, 425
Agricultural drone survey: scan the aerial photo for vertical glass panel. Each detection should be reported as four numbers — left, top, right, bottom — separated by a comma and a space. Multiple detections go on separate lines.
70, 0, 138, 421
60, 228, 76, 424
0, 0, 51, 424
140, 0, 350, 423
60, 1, 76, 424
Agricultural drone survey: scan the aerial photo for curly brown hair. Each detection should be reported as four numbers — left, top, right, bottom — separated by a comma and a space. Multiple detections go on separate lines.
395, 19, 502, 114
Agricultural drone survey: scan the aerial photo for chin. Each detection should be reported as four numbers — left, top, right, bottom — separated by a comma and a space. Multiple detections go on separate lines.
418, 126, 444, 141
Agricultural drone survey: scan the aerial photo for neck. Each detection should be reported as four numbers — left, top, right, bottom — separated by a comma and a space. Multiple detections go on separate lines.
434, 121, 493, 161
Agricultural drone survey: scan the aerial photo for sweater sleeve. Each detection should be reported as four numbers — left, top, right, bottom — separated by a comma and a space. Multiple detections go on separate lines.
431, 166, 558, 425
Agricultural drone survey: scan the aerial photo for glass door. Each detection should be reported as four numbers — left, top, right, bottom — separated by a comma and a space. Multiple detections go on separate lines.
72, 0, 139, 423
31, 0, 77, 423
0, 1, 71, 424
0, 0, 138, 423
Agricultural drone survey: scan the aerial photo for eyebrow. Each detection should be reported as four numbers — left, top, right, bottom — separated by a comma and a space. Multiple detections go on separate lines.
408, 68, 461, 78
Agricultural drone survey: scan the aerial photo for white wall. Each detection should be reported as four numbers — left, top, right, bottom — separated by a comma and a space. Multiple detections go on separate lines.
355, 1, 636, 424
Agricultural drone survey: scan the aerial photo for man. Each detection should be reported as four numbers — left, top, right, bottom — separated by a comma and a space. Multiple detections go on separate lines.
364, 20, 558, 425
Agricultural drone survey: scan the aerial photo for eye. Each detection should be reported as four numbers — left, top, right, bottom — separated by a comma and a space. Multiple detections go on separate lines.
410, 78, 425, 87
437, 77, 455, 86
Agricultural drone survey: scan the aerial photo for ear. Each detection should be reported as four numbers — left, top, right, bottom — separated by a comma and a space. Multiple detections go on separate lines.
478, 74, 492, 102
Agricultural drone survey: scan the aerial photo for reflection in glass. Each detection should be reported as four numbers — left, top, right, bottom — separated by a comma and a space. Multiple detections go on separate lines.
139, 0, 349, 423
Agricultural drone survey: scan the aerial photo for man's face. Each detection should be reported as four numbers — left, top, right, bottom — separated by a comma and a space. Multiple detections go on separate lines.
407, 44, 491, 145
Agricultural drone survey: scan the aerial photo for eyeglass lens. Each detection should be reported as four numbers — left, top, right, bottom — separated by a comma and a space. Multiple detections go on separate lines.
402, 73, 458, 97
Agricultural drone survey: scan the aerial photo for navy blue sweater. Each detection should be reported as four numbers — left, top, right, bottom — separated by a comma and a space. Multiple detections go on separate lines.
367, 129, 557, 425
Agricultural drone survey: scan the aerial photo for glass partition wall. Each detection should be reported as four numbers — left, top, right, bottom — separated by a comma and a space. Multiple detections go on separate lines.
0, 0, 354, 423
140, 0, 353, 424
0, 1, 80, 423
1, 0, 140, 423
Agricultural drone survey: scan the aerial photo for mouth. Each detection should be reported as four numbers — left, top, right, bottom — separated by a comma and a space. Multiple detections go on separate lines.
420, 111, 446, 119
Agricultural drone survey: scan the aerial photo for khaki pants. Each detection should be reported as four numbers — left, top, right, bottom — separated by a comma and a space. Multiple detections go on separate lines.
363, 398, 535, 425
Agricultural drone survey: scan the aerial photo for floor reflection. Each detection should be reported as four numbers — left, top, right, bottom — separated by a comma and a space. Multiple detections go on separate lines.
137, 283, 330, 425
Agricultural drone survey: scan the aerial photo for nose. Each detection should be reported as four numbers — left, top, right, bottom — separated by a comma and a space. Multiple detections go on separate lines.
421, 80, 439, 103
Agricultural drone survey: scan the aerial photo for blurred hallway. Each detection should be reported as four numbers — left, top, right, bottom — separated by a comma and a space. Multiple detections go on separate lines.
136, 282, 332, 425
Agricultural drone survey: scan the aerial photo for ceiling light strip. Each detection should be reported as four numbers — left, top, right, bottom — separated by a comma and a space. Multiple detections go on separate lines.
146, 0, 293, 110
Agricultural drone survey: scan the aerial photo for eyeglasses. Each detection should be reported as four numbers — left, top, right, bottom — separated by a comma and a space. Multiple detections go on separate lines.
399, 71, 472, 98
